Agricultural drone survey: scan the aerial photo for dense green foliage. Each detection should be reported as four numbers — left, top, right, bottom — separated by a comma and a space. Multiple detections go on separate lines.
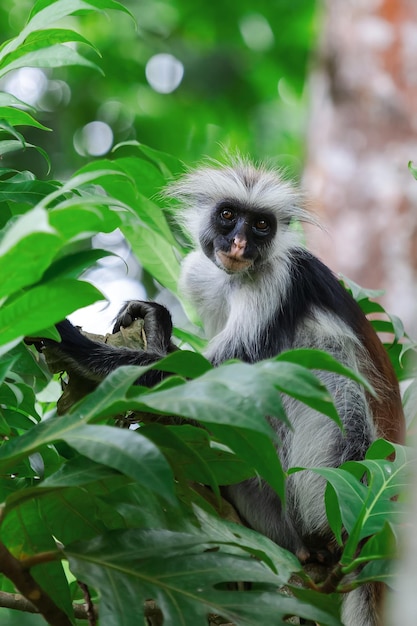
0, 0, 316, 178
0, 2, 415, 625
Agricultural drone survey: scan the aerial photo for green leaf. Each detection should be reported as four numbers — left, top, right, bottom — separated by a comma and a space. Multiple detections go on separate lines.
340, 276, 385, 302
40, 455, 124, 488
0, 120, 26, 144
0, 174, 60, 205
29, 0, 133, 20
37, 168, 130, 208
0, 92, 36, 111
353, 559, 394, 586
194, 506, 301, 576
173, 327, 207, 351
358, 523, 397, 562
0, 206, 61, 298
11, 26, 98, 55
66, 528, 341, 626
120, 220, 181, 294
49, 203, 121, 239
0, 107, 50, 130
1, 1, 100, 60
164, 424, 256, 486
38, 485, 120, 545
0, 140, 51, 170
277, 348, 375, 394
344, 444, 411, 541
114, 141, 185, 178
408, 160, 417, 180
137, 365, 277, 433
142, 423, 222, 497
0, 44, 102, 79
41, 249, 115, 282
210, 424, 285, 501
63, 425, 176, 504
0, 278, 104, 345
0, 411, 175, 506
309, 467, 368, 536
403, 378, 417, 428
150, 350, 212, 379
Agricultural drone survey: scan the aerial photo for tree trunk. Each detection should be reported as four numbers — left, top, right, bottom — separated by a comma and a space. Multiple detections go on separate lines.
304, 0, 417, 334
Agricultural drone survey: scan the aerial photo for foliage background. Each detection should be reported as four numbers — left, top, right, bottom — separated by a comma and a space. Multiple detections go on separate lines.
0, 0, 317, 179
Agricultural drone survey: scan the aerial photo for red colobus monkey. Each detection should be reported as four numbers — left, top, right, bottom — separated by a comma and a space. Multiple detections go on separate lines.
41, 160, 404, 626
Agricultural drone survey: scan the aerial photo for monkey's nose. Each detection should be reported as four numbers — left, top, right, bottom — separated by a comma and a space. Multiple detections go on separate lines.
232, 236, 246, 250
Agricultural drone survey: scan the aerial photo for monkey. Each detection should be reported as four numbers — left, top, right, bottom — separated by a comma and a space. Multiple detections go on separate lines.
35, 159, 404, 626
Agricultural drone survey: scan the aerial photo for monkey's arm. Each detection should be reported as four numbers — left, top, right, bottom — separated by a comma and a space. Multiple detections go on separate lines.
36, 301, 176, 388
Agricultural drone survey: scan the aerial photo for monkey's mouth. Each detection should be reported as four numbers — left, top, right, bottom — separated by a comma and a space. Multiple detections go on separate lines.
216, 251, 254, 273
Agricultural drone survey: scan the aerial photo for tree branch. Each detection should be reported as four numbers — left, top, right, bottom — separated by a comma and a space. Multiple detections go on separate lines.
0, 591, 98, 620
0, 541, 72, 626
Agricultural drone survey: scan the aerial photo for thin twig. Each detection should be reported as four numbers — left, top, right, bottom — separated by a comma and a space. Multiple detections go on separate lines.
78, 581, 97, 626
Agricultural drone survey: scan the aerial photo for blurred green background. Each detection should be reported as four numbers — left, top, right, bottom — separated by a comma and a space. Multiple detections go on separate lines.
0, 0, 317, 178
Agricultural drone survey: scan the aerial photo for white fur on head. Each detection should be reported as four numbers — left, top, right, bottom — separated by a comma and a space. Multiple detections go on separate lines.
166, 157, 316, 246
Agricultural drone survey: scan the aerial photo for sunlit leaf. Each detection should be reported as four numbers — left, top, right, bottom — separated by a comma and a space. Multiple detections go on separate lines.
0, 279, 104, 344
0, 45, 103, 80
0, 206, 61, 298
0, 106, 50, 130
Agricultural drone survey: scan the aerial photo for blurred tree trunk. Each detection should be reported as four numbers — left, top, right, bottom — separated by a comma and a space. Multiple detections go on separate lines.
304, 0, 417, 334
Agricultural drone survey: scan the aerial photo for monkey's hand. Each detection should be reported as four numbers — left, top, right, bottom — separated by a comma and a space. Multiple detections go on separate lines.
113, 301, 175, 355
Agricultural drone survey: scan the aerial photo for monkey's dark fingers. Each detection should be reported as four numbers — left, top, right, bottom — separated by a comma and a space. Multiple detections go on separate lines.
24, 336, 46, 352
113, 301, 171, 333
114, 301, 159, 332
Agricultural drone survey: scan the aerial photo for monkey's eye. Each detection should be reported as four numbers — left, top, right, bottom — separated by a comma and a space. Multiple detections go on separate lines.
220, 208, 235, 221
253, 219, 270, 234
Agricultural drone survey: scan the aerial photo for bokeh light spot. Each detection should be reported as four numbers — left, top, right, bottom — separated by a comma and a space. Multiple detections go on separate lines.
73, 121, 113, 157
145, 53, 184, 94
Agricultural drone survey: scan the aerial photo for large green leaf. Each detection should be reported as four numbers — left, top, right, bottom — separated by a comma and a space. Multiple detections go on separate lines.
74, 158, 177, 240
0, 207, 61, 298
0, 93, 36, 111
137, 356, 346, 429
140, 423, 223, 496
0, 278, 104, 345
120, 219, 181, 294
209, 424, 286, 501
63, 424, 176, 504
48, 203, 121, 239
114, 141, 185, 178
308, 440, 409, 568
66, 528, 341, 626
151, 423, 256, 487
194, 506, 301, 576
0, 414, 175, 507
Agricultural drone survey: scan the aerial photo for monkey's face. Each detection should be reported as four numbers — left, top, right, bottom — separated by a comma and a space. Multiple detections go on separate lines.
200, 202, 277, 273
